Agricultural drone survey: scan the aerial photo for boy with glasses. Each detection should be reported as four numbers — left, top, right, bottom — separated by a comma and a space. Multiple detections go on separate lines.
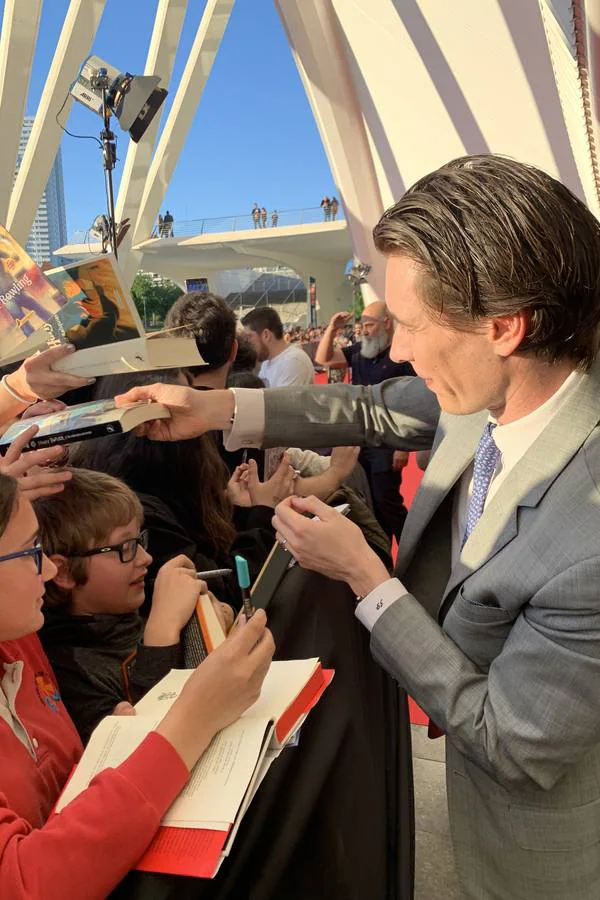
34, 467, 232, 743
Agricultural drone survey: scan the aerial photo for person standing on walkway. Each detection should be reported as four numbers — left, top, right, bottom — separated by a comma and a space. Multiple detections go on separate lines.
330, 196, 339, 220
271, 210, 279, 227
261, 208, 267, 228
320, 196, 331, 221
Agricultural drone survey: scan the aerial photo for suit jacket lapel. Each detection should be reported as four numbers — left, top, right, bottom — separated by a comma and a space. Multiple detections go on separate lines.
442, 363, 600, 602
395, 410, 487, 578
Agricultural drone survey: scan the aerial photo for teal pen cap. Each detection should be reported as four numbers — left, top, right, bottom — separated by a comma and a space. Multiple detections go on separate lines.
235, 555, 251, 590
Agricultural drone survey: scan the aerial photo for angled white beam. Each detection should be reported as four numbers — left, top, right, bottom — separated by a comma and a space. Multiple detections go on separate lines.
0, 0, 43, 223
132, 0, 235, 246
276, 0, 386, 304
7, 0, 106, 245
116, 0, 189, 284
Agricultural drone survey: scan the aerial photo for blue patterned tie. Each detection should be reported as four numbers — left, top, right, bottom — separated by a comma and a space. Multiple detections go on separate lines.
462, 423, 500, 548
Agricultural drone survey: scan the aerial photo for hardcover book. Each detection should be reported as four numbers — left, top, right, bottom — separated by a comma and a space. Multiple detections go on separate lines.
0, 224, 68, 359
2, 254, 206, 376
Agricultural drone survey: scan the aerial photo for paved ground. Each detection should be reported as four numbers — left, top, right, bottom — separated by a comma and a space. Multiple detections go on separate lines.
412, 725, 463, 899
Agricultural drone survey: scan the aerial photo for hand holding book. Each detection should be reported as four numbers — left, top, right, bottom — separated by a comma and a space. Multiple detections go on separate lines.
155, 609, 275, 771
0, 423, 73, 501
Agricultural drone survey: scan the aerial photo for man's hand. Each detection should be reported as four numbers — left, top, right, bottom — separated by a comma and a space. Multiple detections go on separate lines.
9, 345, 96, 401
115, 383, 235, 441
329, 446, 360, 481
21, 399, 67, 420
272, 494, 390, 596
247, 455, 294, 508
145, 555, 203, 646
392, 450, 410, 471
0, 425, 72, 500
227, 456, 295, 509
328, 311, 351, 331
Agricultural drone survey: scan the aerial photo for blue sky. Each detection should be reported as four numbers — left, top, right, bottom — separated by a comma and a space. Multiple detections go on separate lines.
2, 0, 335, 238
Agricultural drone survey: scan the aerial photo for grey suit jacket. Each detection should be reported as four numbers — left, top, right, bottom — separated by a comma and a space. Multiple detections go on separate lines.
262, 361, 600, 898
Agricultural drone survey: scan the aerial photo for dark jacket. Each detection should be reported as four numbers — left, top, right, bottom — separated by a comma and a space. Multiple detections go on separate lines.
139, 491, 276, 613
39, 609, 180, 745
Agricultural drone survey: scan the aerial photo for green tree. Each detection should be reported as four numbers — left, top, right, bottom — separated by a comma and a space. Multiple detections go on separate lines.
131, 272, 183, 328
351, 285, 364, 321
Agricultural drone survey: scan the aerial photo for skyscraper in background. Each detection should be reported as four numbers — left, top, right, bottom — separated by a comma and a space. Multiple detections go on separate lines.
16, 116, 68, 265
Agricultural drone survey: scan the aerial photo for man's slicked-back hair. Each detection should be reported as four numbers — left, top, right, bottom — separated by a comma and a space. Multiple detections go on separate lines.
373, 154, 600, 369
165, 292, 237, 376
241, 306, 284, 340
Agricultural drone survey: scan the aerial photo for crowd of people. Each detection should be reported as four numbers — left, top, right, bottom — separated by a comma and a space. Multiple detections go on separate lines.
0, 154, 600, 900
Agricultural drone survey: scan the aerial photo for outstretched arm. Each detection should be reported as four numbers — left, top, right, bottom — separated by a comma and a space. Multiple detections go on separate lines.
116, 376, 440, 453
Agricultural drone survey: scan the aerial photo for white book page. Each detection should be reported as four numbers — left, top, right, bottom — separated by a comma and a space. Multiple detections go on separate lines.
134, 659, 319, 725
55, 716, 157, 812
162, 717, 273, 829
56, 711, 273, 830
243, 659, 319, 723
134, 669, 193, 715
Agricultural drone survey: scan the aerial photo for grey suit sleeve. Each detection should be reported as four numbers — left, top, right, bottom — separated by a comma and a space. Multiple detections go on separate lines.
370, 558, 600, 792
262, 376, 440, 450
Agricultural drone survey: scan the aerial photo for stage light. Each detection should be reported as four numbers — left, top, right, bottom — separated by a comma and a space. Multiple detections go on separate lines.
70, 55, 167, 143
67, 55, 168, 259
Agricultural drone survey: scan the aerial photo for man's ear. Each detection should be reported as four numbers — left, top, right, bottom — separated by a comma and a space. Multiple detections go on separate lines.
48, 554, 76, 590
489, 312, 528, 357
262, 329, 272, 344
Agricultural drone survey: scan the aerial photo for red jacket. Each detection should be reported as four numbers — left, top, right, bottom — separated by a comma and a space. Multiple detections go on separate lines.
0, 633, 188, 899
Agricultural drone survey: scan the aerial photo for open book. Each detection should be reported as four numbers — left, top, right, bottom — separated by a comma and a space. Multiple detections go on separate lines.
55, 660, 333, 878
0, 254, 206, 376
0, 398, 170, 453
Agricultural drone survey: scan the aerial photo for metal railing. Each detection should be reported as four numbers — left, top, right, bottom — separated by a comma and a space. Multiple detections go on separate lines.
69, 205, 344, 244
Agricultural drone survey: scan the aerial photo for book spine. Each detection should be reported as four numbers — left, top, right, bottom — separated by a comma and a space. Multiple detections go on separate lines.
0, 421, 125, 454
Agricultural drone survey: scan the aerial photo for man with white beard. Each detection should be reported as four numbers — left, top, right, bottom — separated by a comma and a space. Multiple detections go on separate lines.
315, 301, 415, 541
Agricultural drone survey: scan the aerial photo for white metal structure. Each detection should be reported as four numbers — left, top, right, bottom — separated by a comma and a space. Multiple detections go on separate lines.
2, 0, 600, 317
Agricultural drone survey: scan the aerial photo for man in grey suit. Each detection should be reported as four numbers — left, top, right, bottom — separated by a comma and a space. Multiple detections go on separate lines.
119, 155, 600, 898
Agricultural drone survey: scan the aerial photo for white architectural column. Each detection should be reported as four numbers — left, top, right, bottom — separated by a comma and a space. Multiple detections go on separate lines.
132, 0, 235, 248
116, 0, 189, 285
7, 0, 106, 245
0, 0, 43, 224
276, 0, 386, 305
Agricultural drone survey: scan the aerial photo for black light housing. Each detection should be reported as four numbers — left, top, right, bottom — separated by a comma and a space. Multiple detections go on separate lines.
70, 55, 167, 143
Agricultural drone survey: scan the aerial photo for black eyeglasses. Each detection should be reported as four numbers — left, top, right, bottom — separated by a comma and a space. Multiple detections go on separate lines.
0, 539, 44, 575
70, 529, 149, 564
